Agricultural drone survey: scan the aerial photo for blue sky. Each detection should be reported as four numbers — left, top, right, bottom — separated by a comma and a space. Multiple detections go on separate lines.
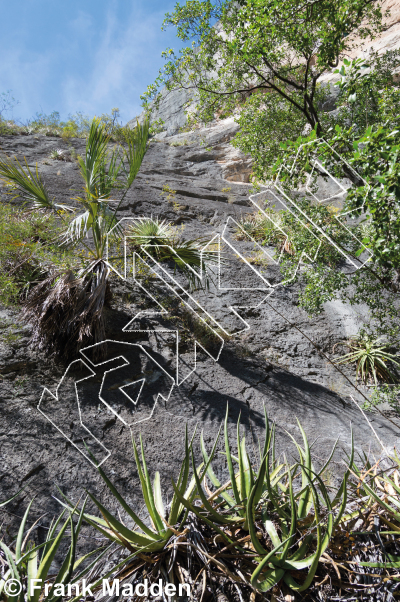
0, 0, 184, 125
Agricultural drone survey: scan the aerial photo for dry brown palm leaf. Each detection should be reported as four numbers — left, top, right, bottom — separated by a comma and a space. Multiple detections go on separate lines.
22, 262, 111, 360
280, 238, 295, 255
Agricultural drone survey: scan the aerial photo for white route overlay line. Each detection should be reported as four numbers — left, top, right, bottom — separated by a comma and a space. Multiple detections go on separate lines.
38, 140, 375, 466
78, 342, 175, 429
38, 343, 176, 469
273, 138, 373, 271
37, 359, 112, 468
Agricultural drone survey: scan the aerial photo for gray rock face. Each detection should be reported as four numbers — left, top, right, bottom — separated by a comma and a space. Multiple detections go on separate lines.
0, 130, 398, 545
127, 85, 197, 138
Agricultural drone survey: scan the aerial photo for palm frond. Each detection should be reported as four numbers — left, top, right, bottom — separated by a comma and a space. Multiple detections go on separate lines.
0, 488, 23, 508
62, 211, 92, 244
0, 156, 56, 210
97, 146, 124, 198
156, 238, 219, 290
126, 218, 219, 289
126, 216, 173, 245
122, 119, 150, 188
78, 118, 112, 201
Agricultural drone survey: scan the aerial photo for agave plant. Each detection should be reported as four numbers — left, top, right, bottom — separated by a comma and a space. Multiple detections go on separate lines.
235, 211, 286, 245
56, 427, 223, 597
55, 409, 352, 599
175, 408, 352, 594
334, 333, 400, 384
347, 450, 400, 571
248, 428, 351, 593
49, 149, 70, 162
0, 500, 109, 602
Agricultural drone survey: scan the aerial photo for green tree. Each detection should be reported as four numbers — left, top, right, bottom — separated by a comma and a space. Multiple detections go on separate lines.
269, 124, 400, 348
144, 0, 384, 171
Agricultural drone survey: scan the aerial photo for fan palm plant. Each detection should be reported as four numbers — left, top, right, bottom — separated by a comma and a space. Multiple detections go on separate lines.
127, 217, 219, 290
0, 118, 219, 359
0, 118, 148, 358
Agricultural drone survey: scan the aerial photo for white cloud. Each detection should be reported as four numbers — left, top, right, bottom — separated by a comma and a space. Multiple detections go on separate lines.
61, 2, 179, 123
0, 1, 181, 124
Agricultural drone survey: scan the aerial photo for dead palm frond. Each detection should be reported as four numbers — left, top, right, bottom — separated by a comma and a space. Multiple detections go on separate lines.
23, 263, 112, 358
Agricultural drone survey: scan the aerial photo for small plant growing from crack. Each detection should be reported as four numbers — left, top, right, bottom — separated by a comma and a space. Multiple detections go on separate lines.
161, 184, 177, 200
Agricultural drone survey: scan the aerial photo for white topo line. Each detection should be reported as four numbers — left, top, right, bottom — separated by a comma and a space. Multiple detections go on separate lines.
38, 140, 374, 466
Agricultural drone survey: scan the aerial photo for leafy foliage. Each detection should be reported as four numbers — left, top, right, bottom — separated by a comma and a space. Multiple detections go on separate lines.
5, 415, 400, 598
343, 126, 400, 276
238, 199, 359, 275
0, 502, 107, 602
150, 0, 383, 125
0, 118, 221, 358
59, 427, 204, 554
0, 105, 131, 140
0, 91, 19, 134
0, 205, 76, 305
232, 88, 322, 185
363, 383, 400, 414
334, 50, 400, 133
269, 123, 400, 355
346, 451, 400, 574
334, 333, 400, 385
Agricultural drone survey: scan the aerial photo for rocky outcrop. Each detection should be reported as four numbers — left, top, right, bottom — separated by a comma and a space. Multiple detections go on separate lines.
352, 0, 400, 55
127, 84, 197, 138
2, 4, 400, 537
1, 129, 399, 540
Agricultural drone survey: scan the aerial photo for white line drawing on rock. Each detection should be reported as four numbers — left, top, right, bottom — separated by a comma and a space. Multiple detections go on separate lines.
80, 341, 176, 428
38, 343, 175, 468
37, 359, 112, 468
38, 138, 374, 465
